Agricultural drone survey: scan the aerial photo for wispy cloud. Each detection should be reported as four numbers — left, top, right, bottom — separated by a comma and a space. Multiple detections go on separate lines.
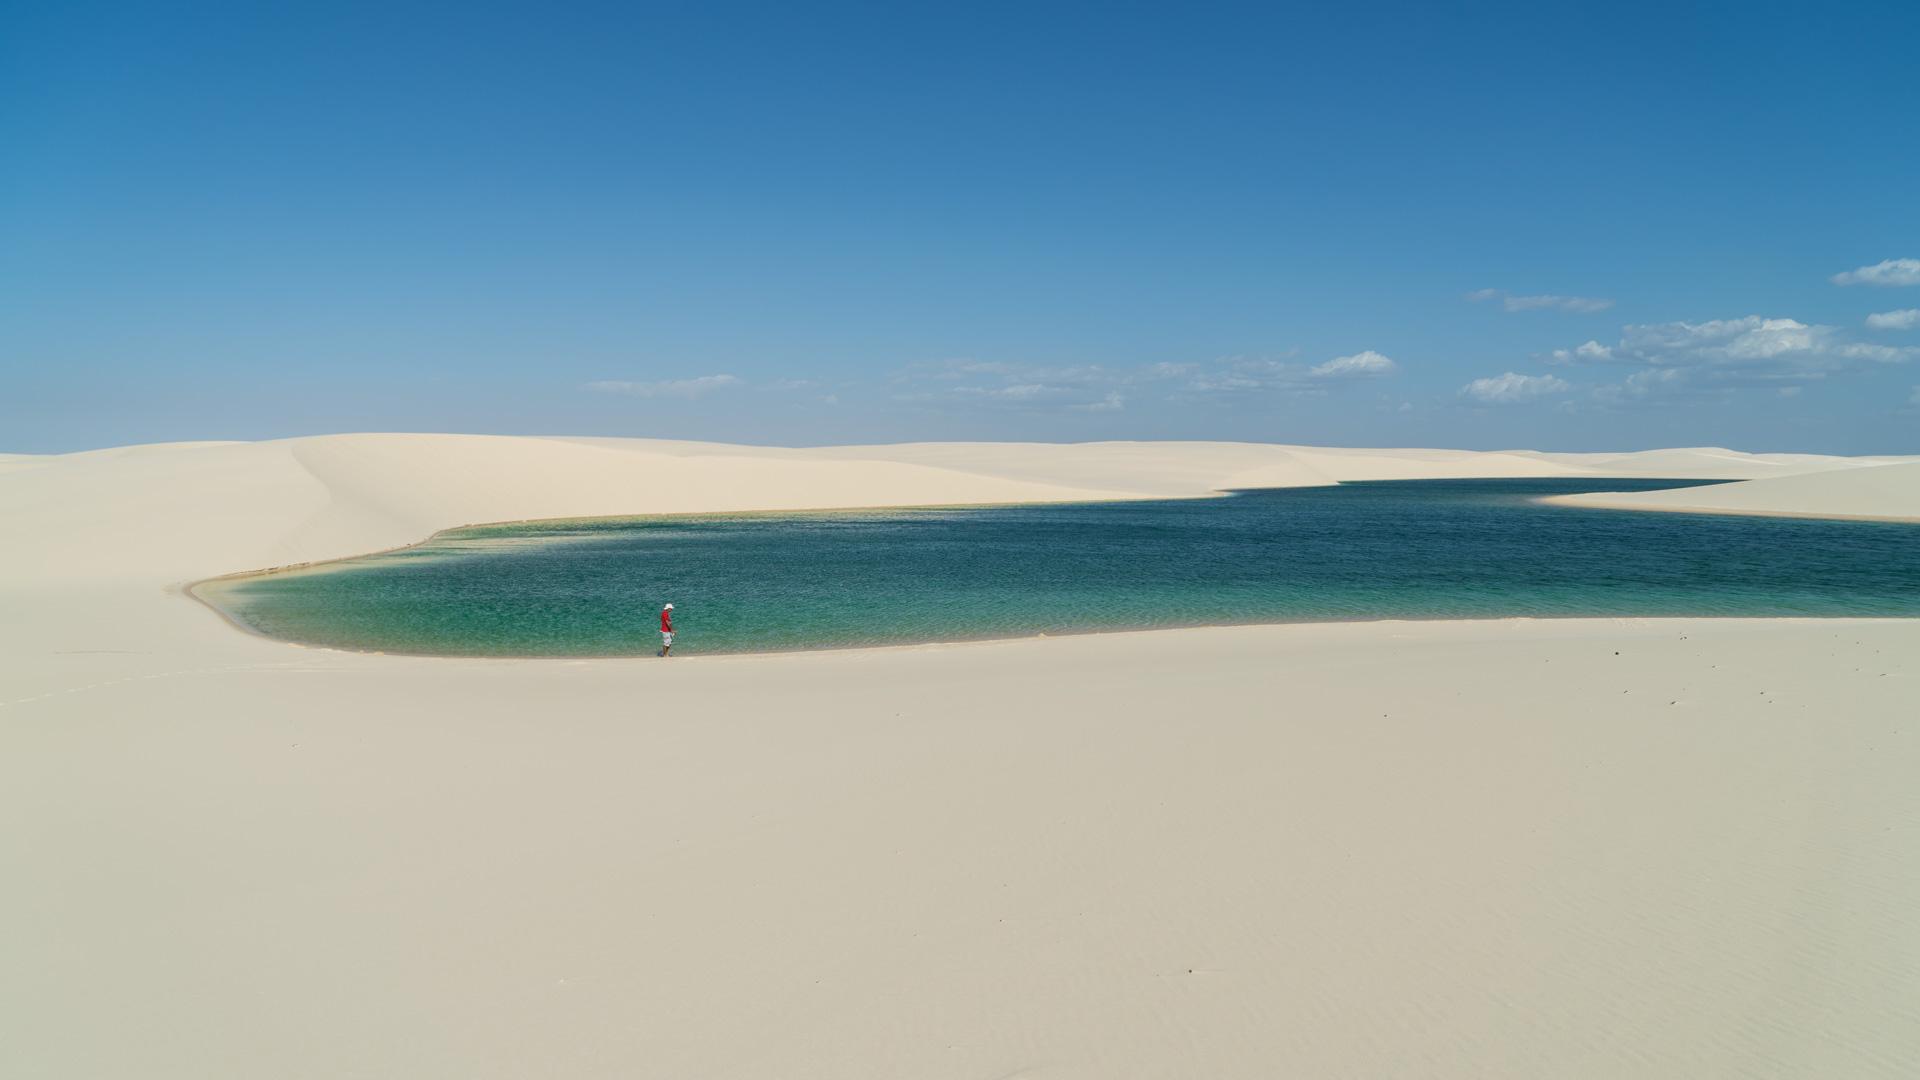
1309, 350, 1397, 378
1460, 372, 1571, 404
587, 374, 743, 399
1591, 368, 1690, 405
1072, 390, 1125, 412
1467, 288, 1613, 313
1542, 315, 1918, 402
1573, 316, 1915, 368
1866, 309, 1920, 330
1180, 350, 1397, 394
892, 359, 1132, 412
1831, 258, 1920, 287
890, 349, 1397, 412
1182, 357, 1294, 394
1544, 340, 1613, 364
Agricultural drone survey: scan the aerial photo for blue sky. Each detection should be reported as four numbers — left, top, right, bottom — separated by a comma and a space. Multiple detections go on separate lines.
4, 0, 1918, 453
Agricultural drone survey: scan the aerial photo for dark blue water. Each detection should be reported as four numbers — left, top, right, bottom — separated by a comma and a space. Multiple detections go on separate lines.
197, 479, 1920, 656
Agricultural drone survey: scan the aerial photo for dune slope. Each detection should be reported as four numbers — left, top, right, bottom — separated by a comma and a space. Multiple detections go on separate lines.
1547, 460, 1920, 522
3, 434, 1917, 1079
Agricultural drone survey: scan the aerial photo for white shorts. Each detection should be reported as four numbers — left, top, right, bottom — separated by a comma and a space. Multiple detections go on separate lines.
661, 631, 674, 646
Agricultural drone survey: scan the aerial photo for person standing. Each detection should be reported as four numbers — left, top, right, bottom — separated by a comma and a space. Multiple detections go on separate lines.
658, 602, 674, 657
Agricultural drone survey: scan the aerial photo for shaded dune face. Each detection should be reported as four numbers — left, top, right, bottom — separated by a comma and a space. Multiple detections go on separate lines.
197, 479, 1920, 657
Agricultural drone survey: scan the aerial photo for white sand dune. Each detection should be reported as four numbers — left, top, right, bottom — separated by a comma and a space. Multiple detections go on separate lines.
3, 434, 1917, 1078
7, 435, 1906, 590
1525, 446, 1916, 480
1548, 460, 1920, 522
0, 452, 52, 476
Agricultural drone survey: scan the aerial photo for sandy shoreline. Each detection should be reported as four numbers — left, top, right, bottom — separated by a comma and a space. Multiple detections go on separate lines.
1539, 496, 1920, 525
4, 435, 1919, 1078
1545, 460, 1920, 523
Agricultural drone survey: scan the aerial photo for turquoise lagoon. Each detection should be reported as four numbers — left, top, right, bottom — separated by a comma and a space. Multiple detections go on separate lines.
196, 479, 1920, 656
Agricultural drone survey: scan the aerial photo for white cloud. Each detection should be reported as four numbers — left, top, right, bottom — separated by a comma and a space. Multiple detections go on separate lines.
1179, 350, 1395, 394
1584, 368, 1691, 406
947, 383, 1073, 403
1183, 371, 1266, 393
1866, 309, 1920, 330
1626, 317, 1914, 365
988, 383, 1050, 400
1546, 340, 1613, 364
1309, 350, 1397, 378
1545, 316, 1918, 404
587, 374, 743, 398
902, 359, 1115, 390
892, 348, 1394, 412
1832, 258, 1920, 287
1072, 390, 1125, 412
1460, 372, 1572, 404
1176, 354, 1300, 394
1468, 289, 1614, 313
893, 360, 1133, 412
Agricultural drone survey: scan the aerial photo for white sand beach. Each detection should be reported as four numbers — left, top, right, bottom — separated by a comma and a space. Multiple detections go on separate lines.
4, 435, 1918, 1078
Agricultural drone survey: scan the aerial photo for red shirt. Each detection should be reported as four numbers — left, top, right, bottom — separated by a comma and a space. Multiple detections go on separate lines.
660, 609, 673, 632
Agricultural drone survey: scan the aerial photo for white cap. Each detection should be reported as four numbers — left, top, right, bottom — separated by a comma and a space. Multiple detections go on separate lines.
664, 603, 674, 610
